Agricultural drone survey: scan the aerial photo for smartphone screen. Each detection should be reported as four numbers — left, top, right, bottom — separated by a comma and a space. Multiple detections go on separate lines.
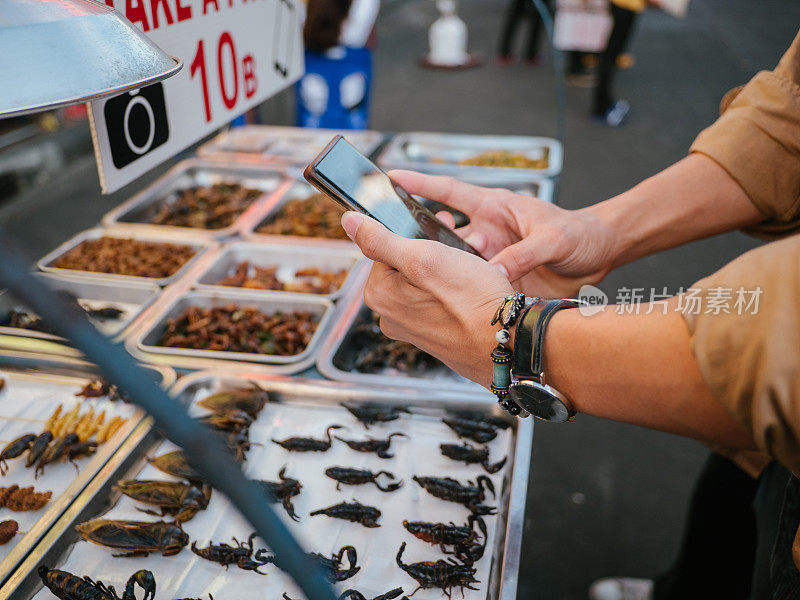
308, 137, 481, 256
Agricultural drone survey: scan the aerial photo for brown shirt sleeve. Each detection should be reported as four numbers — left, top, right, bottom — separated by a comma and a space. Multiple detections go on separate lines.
681, 234, 800, 475
690, 31, 800, 238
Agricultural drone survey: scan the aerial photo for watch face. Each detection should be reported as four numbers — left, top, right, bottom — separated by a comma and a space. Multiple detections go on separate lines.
508, 381, 572, 423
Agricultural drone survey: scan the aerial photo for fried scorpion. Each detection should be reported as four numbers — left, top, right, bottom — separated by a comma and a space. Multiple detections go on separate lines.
338, 588, 405, 600
272, 425, 343, 452
439, 443, 507, 474
341, 403, 409, 429
325, 467, 403, 492
38, 566, 156, 600
396, 542, 479, 599
403, 515, 488, 564
114, 480, 212, 522
442, 418, 497, 443
191, 532, 271, 574
256, 466, 302, 521
259, 545, 360, 582
412, 475, 496, 515
310, 500, 381, 527
0, 433, 35, 474
335, 432, 406, 459
75, 518, 189, 557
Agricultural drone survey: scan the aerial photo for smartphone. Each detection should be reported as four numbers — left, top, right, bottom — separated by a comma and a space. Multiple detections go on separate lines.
304, 136, 481, 256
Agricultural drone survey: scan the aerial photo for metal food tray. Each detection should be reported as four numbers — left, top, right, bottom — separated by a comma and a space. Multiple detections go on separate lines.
130, 288, 336, 367
242, 179, 356, 248
0, 351, 174, 588
317, 290, 493, 399
377, 132, 563, 179
197, 125, 384, 166
37, 228, 215, 287
0, 273, 161, 344
101, 159, 290, 239
190, 241, 367, 302
6, 371, 531, 600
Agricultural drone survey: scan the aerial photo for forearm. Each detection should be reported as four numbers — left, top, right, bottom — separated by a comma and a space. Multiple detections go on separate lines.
586, 153, 765, 269
541, 299, 757, 449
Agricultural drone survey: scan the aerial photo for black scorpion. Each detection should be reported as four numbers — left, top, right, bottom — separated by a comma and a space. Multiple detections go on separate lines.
403, 515, 488, 564
335, 432, 406, 459
396, 542, 479, 599
338, 588, 405, 600
310, 500, 381, 527
272, 425, 343, 452
413, 475, 496, 515
439, 443, 507, 474
256, 466, 302, 521
37, 565, 156, 600
341, 403, 409, 429
442, 418, 497, 443
325, 467, 403, 492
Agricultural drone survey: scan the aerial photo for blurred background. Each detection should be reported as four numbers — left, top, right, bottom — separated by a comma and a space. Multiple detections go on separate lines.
1, 1, 799, 597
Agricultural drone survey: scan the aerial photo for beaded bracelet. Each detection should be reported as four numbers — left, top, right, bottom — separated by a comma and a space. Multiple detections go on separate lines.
489, 293, 528, 416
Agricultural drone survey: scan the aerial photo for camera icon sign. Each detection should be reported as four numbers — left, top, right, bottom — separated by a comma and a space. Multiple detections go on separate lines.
104, 82, 170, 169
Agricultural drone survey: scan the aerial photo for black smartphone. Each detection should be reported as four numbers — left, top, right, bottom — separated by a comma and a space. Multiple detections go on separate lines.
304, 135, 481, 256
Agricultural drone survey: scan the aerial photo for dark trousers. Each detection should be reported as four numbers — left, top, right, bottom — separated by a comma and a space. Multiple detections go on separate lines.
498, 0, 553, 59
653, 453, 759, 600
592, 3, 638, 115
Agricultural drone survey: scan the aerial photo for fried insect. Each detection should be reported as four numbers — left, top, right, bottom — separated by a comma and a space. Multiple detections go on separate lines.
76, 379, 126, 401
0, 485, 52, 511
26, 431, 53, 468
68, 440, 98, 462
341, 403, 409, 429
0, 519, 17, 544
197, 386, 271, 418
338, 588, 404, 600
442, 418, 497, 443
191, 532, 271, 574
396, 542, 479, 599
82, 305, 126, 320
259, 545, 360, 583
403, 515, 488, 564
0, 433, 36, 474
439, 443, 507, 474
114, 480, 212, 522
310, 500, 381, 528
75, 518, 189, 557
148, 450, 202, 482
272, 425, 343, 452
200, 409, 254, 433
412, 475, 496, 515
0, 378, 4, 393
256, 466, 302, 521
324, 467, 403, 492
38, 566, 156, 600
35, 432, 79, 477
335, 432, 406, 459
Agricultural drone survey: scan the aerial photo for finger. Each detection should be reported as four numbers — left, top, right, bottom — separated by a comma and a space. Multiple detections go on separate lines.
463, 230, 489, 254
363, 262, 408, 315
387, 170, 488, 215
489, 237, 554, 282
342, 212, 410, 269
435, 211, 457, 230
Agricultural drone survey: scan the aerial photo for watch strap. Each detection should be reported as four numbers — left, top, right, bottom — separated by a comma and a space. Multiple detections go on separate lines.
532, 299, 580, 382
515, 298, 580, 383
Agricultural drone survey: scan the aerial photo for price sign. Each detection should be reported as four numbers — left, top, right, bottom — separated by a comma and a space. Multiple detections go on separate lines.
89, 0, 303, 193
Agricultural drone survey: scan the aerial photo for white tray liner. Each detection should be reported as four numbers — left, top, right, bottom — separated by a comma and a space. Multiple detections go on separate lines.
0, 371, 138, 564
34, 384, 513, 600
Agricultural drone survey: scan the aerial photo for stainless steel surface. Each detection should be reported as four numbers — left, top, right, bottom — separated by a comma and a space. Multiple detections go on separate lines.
377, 132, 563, 179
3, 370, 531, 600
133, 289, 335, 365
242, 180, 356, 248
0, 272, 161, 344
0, 0, 181, 118
0, 351, 174, 588
197, 125, 384, 165
190, 241, 366, 302
101, 159, 290, 239
318, 288, 494, 399
37, 227, 215, 287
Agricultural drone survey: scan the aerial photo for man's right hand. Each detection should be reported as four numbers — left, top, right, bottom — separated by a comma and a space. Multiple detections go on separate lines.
389, 169, 617, 297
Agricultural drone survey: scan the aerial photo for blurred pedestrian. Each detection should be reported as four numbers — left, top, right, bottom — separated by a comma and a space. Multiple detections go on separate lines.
296, 0, 379, 129
497, 0, 554, 65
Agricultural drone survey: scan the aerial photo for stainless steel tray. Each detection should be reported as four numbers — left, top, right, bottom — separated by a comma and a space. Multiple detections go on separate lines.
5, 371, 531, 600
242, 179, 356, 248
37, 228, 215, 287
0, 351, 174, 588
131, 288, 335, 366
377, 132, 563, 179
317, 289, 493, 399
190, 241, 367, 302
197, 125, 384, 166
101, 159, 289, 240
0, 273, 161, 344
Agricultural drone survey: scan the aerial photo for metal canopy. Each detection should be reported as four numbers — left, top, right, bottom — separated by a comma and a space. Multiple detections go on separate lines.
0, 0, 181, 118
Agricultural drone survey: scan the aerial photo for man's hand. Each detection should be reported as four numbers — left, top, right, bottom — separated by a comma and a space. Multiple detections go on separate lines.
341, 211, 515, 388
389, 170, 617, 297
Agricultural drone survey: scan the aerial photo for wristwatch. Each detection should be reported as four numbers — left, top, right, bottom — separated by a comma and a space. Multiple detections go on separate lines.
508, 299, 580, 422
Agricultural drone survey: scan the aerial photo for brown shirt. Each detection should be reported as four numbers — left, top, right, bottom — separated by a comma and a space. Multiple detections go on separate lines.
686, 31, 800, 476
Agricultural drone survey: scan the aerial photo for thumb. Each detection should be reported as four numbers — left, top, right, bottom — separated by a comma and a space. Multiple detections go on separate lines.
489, 238, 551, 281
341, 211, 409, 269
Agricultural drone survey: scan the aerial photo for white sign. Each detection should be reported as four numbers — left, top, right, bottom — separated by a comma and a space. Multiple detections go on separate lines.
89, 0, 304, 193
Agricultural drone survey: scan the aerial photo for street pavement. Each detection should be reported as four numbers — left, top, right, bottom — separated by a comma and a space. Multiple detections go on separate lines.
1, 1, 799, 597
